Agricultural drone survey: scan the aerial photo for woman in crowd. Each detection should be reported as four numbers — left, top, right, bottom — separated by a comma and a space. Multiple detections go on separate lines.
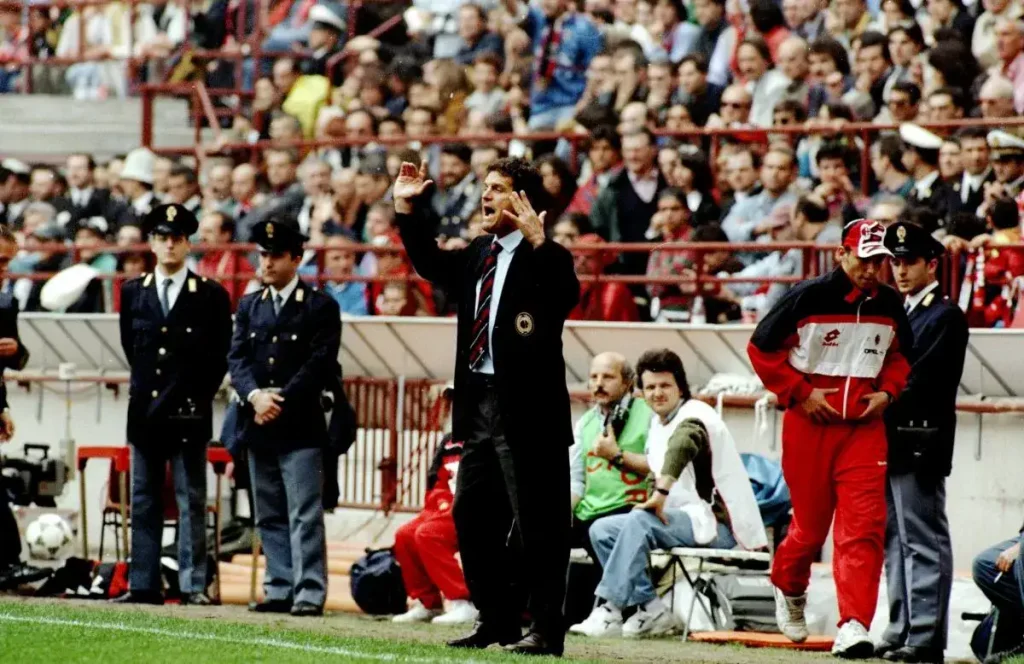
570, 234, 640, 322
537, 154, 579, 227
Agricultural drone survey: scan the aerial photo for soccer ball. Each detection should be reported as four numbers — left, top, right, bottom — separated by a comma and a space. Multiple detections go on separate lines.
25, 514, 74, 560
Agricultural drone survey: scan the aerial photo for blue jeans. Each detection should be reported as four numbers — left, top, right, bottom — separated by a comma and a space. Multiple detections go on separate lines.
527, 104, 577, 131
590, 509, 736, 608
973, 536, 1024, 623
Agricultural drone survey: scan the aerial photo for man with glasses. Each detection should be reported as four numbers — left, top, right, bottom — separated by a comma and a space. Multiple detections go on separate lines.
886, 82, 921, 124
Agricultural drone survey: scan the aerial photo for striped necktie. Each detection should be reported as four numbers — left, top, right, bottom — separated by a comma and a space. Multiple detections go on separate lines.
468, 243, 503, 370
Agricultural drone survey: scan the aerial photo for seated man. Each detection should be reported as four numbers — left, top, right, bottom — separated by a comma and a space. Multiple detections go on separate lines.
972, 529, 1024, 663
571, 348, 767, 639
392, 386, 474, 625
570, 352, 654, 561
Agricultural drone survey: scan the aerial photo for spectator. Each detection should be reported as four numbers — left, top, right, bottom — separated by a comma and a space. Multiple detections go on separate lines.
939, 138, 964, 183
569, 233, 640, 321
391, 388, 474, 624
806, 37, 852, 117
692, 0, 737, 87
167, 165, 202, 215
537, 155, 577, 225
569, 352, 652, 564
849, 31, 892, 117
0, 159, 31, 226
465, 54, 506, 117
570, 348, 766, 639
830, 0, 871, 51
720, 148, 762, 218
230, 163, 265, 218
203, 162, 234, 212
454, 4, 503, 66
870, 134, 914, 203
722, 144, 798, 243
58, 5, 133, 99
925, 0, 976, 46
971, 529, 1024, 663
568, 126, 623, 215
776, 36, 811, 107
748, 0, 792, 61
885, 80, 921, 124
651, 0, 700, 63
22, 223, 68, 312
675, 53, 723, 127
667, 147, 720, 228
301, 5, 345, 83
709, 83, 753, 127
195, 211, 255, 308
432, 144, 480, 240
321, 234, 368, 316
883, 23, 924, 102
646, 188, 698, 321
119, 148, 158, 225
609, 0, 658, 59
736, 37, 789, 127
978, 75, 1018, 120
510, 0, 604, 130
369, 232, 435, 316
813, 141, 866, 223
591, 128, 669, 275
551, 213, 590, 247
990, 18, 1024, 114
67, 217, 116, 312
973, 0, 1024, 70
790, 0, 828, 41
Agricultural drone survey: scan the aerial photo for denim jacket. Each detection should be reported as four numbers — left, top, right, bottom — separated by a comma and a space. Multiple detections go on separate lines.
523, 7, 603, 115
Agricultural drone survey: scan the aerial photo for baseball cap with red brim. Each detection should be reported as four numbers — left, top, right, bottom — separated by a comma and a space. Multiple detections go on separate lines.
841, 219, 892, 259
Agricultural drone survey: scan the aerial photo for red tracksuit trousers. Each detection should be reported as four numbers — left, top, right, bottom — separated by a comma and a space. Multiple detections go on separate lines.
771, 410, 888, 628
393, 509, 469, 609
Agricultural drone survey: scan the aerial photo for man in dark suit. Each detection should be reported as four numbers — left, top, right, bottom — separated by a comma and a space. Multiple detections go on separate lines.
947, 128, 995, 217
0, 224, 48, 591
116, 204, 233, 605
60, 153, 128, 237
901, 123, 952, 226
393, 158, 579, 656
877, 221, 969, 664
228, 217, 341, 617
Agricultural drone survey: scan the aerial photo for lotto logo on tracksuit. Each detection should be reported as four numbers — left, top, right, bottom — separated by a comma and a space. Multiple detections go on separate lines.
748, 267, 911, 629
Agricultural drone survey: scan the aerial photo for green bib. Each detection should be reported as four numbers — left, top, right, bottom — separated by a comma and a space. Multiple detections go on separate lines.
574, 398, 653, 522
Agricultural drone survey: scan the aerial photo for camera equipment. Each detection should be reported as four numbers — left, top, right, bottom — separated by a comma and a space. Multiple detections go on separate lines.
0, 443, 70, 507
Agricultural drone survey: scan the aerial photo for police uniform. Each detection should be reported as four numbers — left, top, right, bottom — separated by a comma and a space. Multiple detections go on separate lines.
117, 204, 233, 604
227, 218, 341, 616
878, 221, 969, 662
988, 130, 1024, 199
901, 124, 952, 225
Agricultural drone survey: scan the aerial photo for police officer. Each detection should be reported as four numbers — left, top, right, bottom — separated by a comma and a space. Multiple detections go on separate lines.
228, 217, 341, 617
877, 221, 969, 663
116, 203, 233, 605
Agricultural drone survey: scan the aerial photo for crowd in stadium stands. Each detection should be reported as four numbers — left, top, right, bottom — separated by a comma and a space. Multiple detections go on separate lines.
2, 0, 1024, 325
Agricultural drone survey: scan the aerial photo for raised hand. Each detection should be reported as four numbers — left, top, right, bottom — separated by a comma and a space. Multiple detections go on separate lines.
502, 190, 546, 247
393, 160, 434, 214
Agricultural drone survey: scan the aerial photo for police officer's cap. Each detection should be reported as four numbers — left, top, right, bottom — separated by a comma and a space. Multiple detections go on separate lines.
884, 221, 945, 260
899, 123, 943, 151
142, 203, 198, 237
252, 217, 308, 253
987, 130, 1024, 161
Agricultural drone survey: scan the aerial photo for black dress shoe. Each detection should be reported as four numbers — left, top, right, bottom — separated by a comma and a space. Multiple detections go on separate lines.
447, 622, 522, 649
182, 592, 213, 606
0, 562, 52, 589
504, 631, 564, 657
883, 646, 944, 663
248, 599, 292, 613
290, 601, 324, 617
111, 591, 164, 605
984, 640, 1024, 664
875, 642, 901, 658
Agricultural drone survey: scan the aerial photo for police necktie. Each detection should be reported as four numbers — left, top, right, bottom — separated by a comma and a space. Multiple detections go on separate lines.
274, 293, 284, 316
468, 243, 503, 371
160, 278, 172, 316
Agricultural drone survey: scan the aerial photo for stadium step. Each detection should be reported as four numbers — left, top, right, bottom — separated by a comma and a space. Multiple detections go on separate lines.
0, 94, 211, 161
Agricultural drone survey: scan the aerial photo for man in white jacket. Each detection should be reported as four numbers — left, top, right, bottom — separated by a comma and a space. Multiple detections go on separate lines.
570, 348, 767, 639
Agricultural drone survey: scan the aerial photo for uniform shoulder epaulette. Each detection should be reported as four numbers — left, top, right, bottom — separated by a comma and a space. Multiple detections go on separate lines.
141, 273, 153, 288
922, 292, 935, 308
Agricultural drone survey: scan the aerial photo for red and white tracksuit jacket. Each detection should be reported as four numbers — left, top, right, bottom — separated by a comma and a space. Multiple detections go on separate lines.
748, 267, 912, 628
393, 436, 469, 610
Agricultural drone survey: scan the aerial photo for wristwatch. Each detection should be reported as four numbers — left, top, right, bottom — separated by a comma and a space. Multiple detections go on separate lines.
610, 451, 625, 468
655, 487, 670, 496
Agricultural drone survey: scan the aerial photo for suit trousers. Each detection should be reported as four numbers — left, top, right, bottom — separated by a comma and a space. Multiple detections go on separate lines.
881, 473, 953, 649
452, 376, 570, 637
248, 445, 327, 607
129, 443, 208, 593
0, 500, 21, 567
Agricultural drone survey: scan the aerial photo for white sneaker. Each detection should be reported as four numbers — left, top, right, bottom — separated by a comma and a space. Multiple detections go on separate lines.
621, 600, 681, 639
831, 620, 873, 659
773, 587, 809, 643
568, 603, 623, 637
431, 600, 479, 625
392, 599, 441, 623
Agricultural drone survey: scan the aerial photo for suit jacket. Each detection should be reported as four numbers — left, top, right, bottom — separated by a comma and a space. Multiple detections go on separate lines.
228, 280, 341, 452
396, 200, 579, 453
946, 170, 995, 217
907, 178, 953, 227
884, 289, 968, 478
119, 271, 233, 449
58, 188, 129, 236
0, 293, 30, 411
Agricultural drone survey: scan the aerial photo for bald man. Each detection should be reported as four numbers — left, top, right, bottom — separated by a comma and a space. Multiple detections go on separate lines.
714, 85, 753, 126
568, 353, 653, 563
992, 19, 1024, 115
777, 37, 810, 97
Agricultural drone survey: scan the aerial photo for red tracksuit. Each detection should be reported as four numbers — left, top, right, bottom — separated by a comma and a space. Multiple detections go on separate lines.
748, 267, 912, 628
393, 436, 469, 609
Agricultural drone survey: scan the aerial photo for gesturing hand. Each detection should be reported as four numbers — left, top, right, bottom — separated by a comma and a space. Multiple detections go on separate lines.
393, 160, 434, 215
858, 391, 892, 419
503, 190, 546, 247
800, 387, 841, 424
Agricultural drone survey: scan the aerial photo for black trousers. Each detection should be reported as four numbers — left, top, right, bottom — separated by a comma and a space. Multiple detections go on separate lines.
0, 500, 21, 567
452, 374, 570, 638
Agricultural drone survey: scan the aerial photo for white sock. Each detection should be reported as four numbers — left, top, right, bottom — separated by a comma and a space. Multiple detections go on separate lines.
643, 597, 666, 613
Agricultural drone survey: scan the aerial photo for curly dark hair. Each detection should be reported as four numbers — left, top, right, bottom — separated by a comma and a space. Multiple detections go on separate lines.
636, 348, 692, 401
486, 157, 548, 214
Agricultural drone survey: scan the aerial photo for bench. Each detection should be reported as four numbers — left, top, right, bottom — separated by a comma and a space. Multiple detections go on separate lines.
653, 547, 772, 641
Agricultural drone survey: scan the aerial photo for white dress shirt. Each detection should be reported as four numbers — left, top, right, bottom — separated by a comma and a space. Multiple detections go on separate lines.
913, 170, 940, 198
154, 264, 188, 312
270, 275, 300, 309
471, 230, 524, 375
70, 187, 94, 207
627, 169, 660, 204
905, 280, 940, 315
961, 170, 988, 204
